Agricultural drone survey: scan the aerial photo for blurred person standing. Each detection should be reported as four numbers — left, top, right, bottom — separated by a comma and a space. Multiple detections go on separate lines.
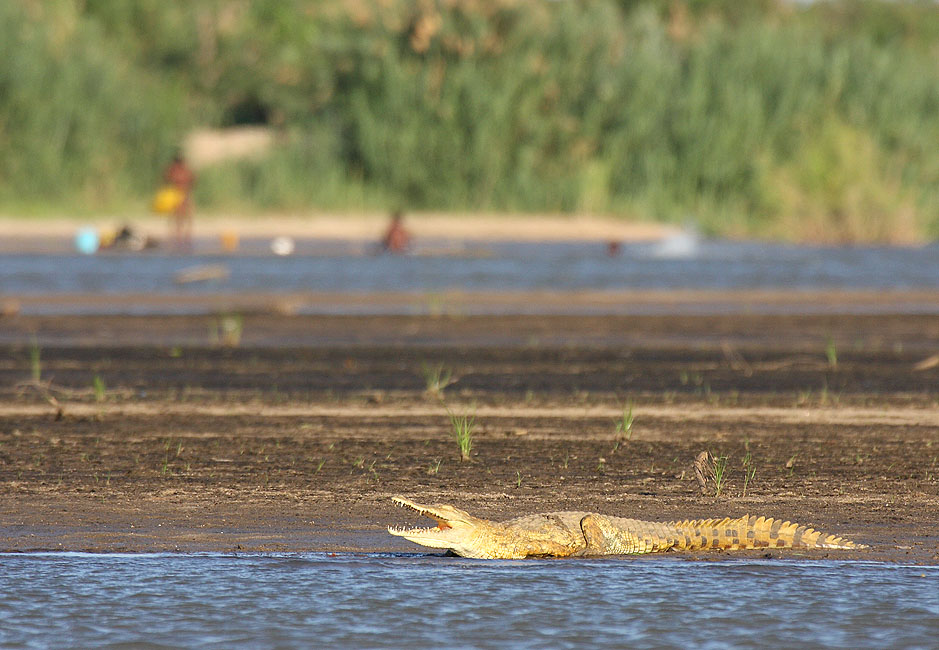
163, 153, 195, 250
380, 210, 411, 254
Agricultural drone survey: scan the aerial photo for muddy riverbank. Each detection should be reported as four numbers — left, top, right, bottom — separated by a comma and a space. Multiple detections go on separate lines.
1, 312, 937, 563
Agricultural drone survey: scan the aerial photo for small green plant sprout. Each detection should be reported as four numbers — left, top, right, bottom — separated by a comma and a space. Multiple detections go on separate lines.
425, 293, 445, 317
208, 313, 243, 346
515, 470, 522, 488
220, 313, 243, 347
742, 450, 756, 497
421, 362, 454, 396
29, 335, 41, 383
426, 458, 442, 476
447, 407, 475, 462
92, 375, 106, 402
614, 400, 635, 441
712, 453, 729, 497
825, 337, 838, 369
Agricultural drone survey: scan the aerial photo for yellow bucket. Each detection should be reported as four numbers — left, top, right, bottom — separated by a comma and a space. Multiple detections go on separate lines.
152, 186, 185, 214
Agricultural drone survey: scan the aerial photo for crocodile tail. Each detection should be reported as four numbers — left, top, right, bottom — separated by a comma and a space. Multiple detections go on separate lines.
669, 515, 866, 551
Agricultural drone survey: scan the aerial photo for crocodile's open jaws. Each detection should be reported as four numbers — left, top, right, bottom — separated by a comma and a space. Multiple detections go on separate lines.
387, 496, 480, 550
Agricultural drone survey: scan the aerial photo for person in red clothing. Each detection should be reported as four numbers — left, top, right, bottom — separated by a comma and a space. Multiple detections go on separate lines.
380, 210, 411, 254
163, 153, 195, 250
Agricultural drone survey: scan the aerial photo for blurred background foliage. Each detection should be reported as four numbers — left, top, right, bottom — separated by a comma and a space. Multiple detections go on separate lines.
2, 0, 938, 241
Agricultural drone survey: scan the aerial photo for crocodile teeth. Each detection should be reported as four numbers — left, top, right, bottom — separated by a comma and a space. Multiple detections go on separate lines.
387, 526, 437, 535
392, 498, 432, 518
393, 497, 426, 514
389, 497, 452, 533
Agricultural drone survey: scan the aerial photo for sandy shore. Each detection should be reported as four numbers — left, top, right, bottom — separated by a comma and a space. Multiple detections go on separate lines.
0, 212, 680, 248
1, 312, 937, 562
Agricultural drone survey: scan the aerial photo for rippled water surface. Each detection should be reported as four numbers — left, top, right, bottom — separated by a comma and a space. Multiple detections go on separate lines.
4, 239, 939, 297
1, 553, 937, 649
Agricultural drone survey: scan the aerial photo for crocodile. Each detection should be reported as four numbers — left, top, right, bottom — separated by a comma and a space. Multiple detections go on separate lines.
387, 496, 866, 559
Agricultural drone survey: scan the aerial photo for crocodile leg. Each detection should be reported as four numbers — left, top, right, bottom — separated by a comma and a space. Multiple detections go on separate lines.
578, 514, 681, 555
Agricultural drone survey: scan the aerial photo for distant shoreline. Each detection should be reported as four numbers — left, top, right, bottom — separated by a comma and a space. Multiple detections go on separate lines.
0, 213, 680, 245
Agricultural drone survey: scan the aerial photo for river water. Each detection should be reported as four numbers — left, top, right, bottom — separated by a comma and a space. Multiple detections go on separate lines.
1, 553, 936, 649
4, 238, 938, 297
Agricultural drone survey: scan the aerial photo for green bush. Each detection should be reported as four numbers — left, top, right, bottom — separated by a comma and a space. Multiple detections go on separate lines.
2, 0, 939, 240
0, 0, 186, 210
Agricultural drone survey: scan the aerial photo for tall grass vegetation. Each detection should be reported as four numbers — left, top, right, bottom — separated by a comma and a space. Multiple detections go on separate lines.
2, 0, 938, 241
